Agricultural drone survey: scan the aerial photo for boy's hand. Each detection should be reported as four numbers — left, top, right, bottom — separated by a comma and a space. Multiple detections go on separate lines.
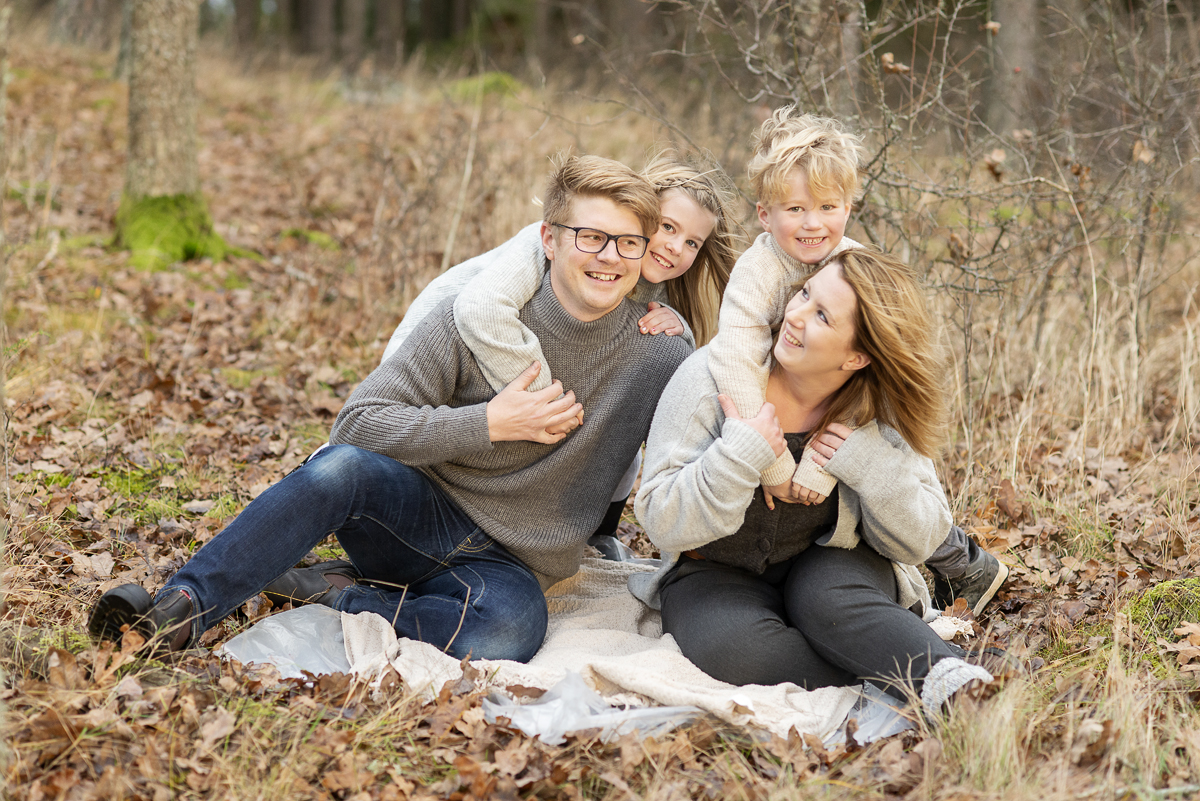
717, 394, 786, 458
638, 302, 685, 336
487, 362, 583, 444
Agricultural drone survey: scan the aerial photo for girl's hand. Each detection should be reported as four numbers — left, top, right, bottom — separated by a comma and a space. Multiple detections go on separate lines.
638, 302, 685, 336
810, 422, 854, 466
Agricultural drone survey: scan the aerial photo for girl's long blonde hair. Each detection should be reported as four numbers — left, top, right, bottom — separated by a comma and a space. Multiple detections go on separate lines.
802, 249, 948, 459
640, 150, 741, 347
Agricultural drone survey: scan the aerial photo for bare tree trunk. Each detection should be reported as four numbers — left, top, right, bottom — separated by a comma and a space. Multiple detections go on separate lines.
342, 0, 367, 70
277, 0, 294, 51
126, 0, 198, 199
301, 0, 335, 58
531, 0, 551, 69
451, 0, 471, 37
421, 0, 447, 44
837, 0, 862, 120
54, 0, 124, 46
234, 0, 260, 55
988, 0, 1040, 136
119, 0, 223, 267
114, 0, 132, 78
375, 0, 405, 69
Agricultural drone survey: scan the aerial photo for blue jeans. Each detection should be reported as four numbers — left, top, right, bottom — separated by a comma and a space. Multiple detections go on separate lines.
161, 444, 548, 661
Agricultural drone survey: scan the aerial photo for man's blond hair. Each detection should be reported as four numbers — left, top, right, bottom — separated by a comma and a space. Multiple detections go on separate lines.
543, 154, 660, 237
747, 107, 865, 206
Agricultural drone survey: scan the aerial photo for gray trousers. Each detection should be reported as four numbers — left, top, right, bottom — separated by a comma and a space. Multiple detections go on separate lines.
659, 543, 957, 701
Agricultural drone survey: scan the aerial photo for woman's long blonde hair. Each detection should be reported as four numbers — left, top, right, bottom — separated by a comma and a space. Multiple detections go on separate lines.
802, 249, 948, 459
640, 151, 741, 347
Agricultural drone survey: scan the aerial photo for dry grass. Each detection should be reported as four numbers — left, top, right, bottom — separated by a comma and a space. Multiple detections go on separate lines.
2, 27, 1200, 801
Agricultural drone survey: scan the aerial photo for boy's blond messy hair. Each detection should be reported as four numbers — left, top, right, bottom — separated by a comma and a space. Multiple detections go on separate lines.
747, 107, 865, 205
543, 153, 660, 237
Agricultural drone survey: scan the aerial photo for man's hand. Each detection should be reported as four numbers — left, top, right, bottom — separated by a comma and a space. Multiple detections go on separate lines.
639, 302, 685, 336
717, 394, 785, 457
487, 362, 584, 444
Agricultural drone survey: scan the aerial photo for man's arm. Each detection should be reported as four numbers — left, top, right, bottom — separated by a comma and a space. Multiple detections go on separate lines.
332, 303, 584, 462
332, 306, 492, 465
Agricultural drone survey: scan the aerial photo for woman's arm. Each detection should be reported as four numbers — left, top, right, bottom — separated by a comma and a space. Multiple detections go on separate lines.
452, 223, 558, 393
635, 351, 779, 554
822, 421, 951, 565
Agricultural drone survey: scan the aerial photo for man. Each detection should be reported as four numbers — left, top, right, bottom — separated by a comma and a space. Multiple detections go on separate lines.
88, 156, 693, 662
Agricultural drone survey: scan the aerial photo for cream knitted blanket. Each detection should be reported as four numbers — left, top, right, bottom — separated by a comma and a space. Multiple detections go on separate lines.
341, 557, 860, 741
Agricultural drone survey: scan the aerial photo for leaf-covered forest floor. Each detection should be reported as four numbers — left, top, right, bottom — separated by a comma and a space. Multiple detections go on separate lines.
4, 35, 1200, 801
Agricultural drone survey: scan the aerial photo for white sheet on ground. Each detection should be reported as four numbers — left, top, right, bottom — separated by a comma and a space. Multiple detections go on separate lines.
220, 558, 942, 743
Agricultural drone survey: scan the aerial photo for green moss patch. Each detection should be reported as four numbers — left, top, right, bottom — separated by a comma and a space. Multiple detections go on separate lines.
448, 71, 523, 101
280, 228, 339, 250
115, 193, 228, 270
1128, 579, 1200, 642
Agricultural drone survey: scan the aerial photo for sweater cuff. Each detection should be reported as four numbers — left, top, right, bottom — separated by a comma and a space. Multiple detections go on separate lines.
791, 447, 838, 495
760, 449, 797, 486
822, 422, 891, 486
721, 419, 780, 474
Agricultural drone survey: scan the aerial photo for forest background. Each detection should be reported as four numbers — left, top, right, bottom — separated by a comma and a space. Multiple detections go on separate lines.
3, 0, 1200, 799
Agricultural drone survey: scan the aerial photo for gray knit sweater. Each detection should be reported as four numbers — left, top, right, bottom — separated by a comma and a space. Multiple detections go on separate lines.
332, 273, 693, 587
629, 346, 945, 614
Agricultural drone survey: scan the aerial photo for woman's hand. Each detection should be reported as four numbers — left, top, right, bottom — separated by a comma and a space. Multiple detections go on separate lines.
809, 422, 855, 466
639, 302, 685, 336
717, 394, 786, 457
763, 481, 798, 510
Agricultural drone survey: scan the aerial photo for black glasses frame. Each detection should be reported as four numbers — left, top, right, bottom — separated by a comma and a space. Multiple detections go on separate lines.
550, 223, 650, 260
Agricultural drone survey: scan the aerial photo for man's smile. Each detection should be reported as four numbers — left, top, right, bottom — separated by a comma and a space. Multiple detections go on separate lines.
585, 270, 621, 282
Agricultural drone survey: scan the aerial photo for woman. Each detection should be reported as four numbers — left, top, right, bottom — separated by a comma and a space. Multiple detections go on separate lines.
630, 248, 993, 710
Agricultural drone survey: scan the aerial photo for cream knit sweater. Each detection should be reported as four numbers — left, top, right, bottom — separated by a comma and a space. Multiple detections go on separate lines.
707, 231, 863, 489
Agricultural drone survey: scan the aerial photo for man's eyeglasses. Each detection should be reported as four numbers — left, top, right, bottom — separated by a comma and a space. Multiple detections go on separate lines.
551, 223, 650, 260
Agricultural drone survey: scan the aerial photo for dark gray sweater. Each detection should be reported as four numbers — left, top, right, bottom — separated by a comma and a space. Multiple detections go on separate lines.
330, 273, 692, 585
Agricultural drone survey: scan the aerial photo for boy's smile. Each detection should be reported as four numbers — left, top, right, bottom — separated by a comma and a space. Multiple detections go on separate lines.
757, 169, 852, 266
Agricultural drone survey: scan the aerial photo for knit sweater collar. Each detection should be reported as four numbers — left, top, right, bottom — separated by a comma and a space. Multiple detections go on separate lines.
527, 271, 633, 345
761, 230, 807, 274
